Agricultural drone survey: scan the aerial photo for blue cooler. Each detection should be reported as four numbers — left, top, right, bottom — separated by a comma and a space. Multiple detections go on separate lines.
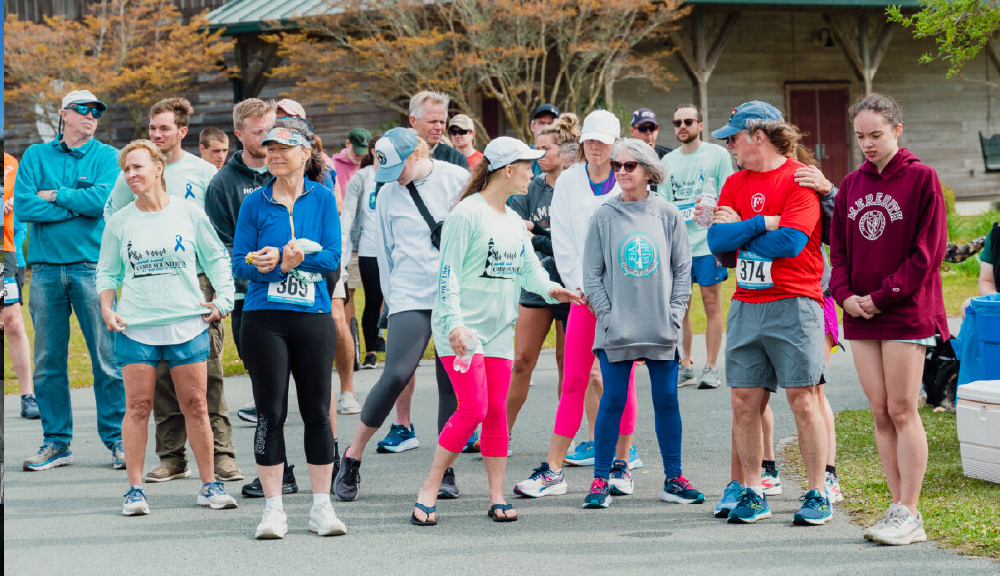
971, 294, 1000, 380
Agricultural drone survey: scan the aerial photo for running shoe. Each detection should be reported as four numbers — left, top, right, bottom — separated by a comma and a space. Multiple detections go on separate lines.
678, 363, 696, 387
825, 471, 844, 504
310, 502, 348, 536
214, 458, 244, 482
761, 467, 782, 496
242, 465, 298, 498
793, 489, 833, 526
863, 503, 899, 541
512, 462, 567, 498
714, 480, 744, 518
697, 367, 720, 389
20, 394, 40, 419
22, 441, 73, 471
376, 423, 418, 453
564, 440, 595, 466
375, 335, 386, 352
197, 481, 238, 509
628, 445, 644, 469
438, 466, 460, 499
608, 460, 634, 495
122, 486, 150, 516
334, 452, 361, 502
462, 430, 480, 453
255, 507, 288, 540
112, 440, 126, 470
338, 392, 362, 415
660, 474, 705, 504
361, 352, 378, 370
582, 477, 612, 509
872, 505, 926, 546
237, 400, 257, 424
727, 489, 771, 524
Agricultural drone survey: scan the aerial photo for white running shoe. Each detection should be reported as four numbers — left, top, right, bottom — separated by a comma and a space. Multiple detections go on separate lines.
761, 468, 782, 496
197, 481, 238, 509
872, 505, 927, 546
608, 460, 634, 496
825, 471, 844, 504
255, 508, 288, 539
309, 502, 348, 536
678, 364, 697, 387
122, 486, 150, 516
512, 462, 568, 498
863, 503, 899, 541
338, 392, 362, 415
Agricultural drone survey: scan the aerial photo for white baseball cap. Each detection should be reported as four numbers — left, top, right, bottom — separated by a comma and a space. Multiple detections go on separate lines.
483, 137, 544, 171
580, 110, 620, 145
61, 89, 107, 112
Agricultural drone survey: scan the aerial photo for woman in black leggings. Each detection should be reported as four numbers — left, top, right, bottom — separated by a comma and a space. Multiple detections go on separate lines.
357, 256, 382, 364
232, 118, 346, 540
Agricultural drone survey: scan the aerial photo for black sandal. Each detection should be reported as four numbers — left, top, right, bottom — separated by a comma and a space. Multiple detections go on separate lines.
411, 502, 437, 526
487, 503, 518, 522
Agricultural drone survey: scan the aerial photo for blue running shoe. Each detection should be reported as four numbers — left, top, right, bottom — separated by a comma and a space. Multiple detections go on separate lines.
582, 477, 612, 509
727, 489, 771, 524
22, 441, 73, 471
462, 430, 480, 453
793, 489, 833, 526
20, 394, 40, 419
714, 480, 744, 518
628, 445, 643, 470
564, 440, 595, 466
660, 474, 705, 504
609, 460, 634, 495
112, 440, 126, 470
376, 423, 419, 453
122, 486, 150, 516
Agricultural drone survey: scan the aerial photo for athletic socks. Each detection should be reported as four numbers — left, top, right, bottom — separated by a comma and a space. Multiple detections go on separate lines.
762, 460, 777, 475
748, 485, 766, 498
826, 464, 837, 477
312, 493, 331, 509
265, 496, 283, 511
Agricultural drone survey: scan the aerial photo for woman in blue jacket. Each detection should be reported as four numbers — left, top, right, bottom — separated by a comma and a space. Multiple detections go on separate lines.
231, 118, 346, 540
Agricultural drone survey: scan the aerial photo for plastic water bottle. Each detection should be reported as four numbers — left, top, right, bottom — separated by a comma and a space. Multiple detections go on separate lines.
696, 177, 718, 228
452, 329, 479, 373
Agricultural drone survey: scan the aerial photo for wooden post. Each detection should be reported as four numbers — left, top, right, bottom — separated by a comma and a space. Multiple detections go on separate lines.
824, 12, 893, 96
670, 8, 740, 139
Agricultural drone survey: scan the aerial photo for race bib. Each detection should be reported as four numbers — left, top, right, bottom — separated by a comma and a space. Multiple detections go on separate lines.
736, 250, 774, 289
3, 277, 20, 305
676, 202, 696, 223
267, 275, 315, 306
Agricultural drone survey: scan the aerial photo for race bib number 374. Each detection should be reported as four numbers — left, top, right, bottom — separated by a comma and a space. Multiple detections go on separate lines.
267, 275, 315, 306
736, 250, 774, 290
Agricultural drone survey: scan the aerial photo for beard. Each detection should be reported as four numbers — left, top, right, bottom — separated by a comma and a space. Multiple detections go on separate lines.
677, 131, 699, 145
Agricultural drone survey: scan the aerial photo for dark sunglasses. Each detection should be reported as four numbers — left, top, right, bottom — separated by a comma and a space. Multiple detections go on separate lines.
65, 104, 103, 119
634, 124, 657, 133
448, 128, 470, 136
610, 160, 641, 173
672, 118, 696, 128
725, 133, 743, 146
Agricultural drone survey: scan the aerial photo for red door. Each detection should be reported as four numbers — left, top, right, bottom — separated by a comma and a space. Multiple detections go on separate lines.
788, 87, 851, 188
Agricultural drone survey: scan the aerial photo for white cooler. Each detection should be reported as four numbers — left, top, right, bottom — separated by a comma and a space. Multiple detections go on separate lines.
956, 380, 1000, 484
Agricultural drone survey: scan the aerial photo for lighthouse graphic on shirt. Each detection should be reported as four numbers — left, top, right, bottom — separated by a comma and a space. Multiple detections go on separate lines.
479, 237, 521, 280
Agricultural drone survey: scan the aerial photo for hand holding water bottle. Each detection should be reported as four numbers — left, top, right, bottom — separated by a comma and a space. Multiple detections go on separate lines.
695, 177, 718, 228
449, 326, 479, 373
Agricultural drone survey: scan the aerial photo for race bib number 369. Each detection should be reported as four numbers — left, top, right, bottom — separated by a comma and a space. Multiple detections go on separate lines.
736, 250, 774, 290
267, 275, 315, 306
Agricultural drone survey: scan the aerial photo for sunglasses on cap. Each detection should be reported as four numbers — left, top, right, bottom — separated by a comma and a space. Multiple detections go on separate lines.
448, 128, 471, 136
633, 124, 657, 133
65, 104, 103, 119
672, 118, 696, 128
610, 160, 641, 173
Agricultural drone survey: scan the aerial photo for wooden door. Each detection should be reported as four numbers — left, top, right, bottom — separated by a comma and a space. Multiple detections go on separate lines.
788, 87, 851, 188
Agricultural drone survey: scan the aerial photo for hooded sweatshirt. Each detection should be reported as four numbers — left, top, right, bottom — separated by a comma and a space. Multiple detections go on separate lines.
583, 194, 692, 362
830, 148, 949, 340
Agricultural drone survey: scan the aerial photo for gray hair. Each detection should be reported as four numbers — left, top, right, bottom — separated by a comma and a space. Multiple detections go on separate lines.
409, 91, 451, 119
274, 116, 315, 143
611, 138, 667, 185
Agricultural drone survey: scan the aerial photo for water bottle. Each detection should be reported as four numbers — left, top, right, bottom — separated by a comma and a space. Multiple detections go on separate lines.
696, 177, 718, 228
452, 329, 479, 373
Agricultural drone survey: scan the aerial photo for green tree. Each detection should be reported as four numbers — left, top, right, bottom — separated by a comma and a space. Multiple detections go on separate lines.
887, 0, 1000, 78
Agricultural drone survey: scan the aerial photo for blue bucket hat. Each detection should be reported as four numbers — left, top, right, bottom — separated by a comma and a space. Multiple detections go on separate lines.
711, 101, 783, 139
374, 128, 419, 183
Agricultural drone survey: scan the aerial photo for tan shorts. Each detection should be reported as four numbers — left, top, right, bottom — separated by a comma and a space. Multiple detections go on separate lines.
346, 252, 361, 290
331, 276, 346, 299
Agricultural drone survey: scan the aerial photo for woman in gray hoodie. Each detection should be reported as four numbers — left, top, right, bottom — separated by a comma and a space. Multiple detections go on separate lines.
581, 138, 703, 509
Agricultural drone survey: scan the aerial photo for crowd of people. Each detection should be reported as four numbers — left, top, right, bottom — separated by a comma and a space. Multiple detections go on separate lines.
3, 84, 966, 547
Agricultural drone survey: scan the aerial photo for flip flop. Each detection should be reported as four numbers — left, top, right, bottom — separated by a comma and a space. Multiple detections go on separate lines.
487, 503, 518, 522
411, 502, 437, 526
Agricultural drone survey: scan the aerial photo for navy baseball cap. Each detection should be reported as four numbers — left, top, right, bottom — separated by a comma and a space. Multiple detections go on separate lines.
711, 101, 783, 139
630, 108, 658, 127
532, 104, 560, 120
374, 127, 419, 183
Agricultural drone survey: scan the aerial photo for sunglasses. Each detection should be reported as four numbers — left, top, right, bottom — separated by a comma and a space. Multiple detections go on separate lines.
448, 128, 470, 136
634, 124, 657, 133
610, 161, 641, 173
672, 118, 696, 128
65, 104, 103, 119
725, 133, 744, 146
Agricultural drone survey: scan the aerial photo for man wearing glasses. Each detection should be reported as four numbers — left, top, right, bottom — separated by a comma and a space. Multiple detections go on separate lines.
657, 104, 735, 390
629, 108, 672, 160
15, 89, 126, 471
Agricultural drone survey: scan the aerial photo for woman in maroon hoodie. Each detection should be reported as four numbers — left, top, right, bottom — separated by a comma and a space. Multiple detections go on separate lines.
830, 93, 948, 547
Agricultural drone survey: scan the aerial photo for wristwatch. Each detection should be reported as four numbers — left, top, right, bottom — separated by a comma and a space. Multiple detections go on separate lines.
50, 191, 58, 203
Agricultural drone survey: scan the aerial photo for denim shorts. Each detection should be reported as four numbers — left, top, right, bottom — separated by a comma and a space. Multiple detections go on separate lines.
115, 329, 210, 369
691, 254, 729, 287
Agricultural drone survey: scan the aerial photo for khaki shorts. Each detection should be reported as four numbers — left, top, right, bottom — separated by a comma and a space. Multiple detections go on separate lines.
346, 252, 361, 290
331, 276, 347, 300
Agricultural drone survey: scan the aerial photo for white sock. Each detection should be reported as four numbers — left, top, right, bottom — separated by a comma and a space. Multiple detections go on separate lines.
748, 485, 765, 497
265, 496, 283, 511
312, 492, 331, 508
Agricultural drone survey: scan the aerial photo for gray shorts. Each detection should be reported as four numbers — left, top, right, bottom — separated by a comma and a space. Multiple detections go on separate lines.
3, 251, 22, 307
725, 297, 827, 392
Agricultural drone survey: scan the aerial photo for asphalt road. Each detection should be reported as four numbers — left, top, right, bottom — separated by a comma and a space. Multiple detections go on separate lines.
4, 331, 997, 575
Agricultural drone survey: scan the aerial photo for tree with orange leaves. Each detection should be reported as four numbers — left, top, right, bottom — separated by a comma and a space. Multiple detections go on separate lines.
4, 0, 232, 140
265, 0, 688, 141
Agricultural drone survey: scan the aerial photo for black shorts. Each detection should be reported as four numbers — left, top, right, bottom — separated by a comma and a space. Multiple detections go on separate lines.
519, 301, 570, 324
3, 252, 23, 307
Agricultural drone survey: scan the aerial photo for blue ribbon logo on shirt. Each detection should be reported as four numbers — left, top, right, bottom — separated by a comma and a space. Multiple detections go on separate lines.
185, 183, 195, 199
174, 235, 185, 252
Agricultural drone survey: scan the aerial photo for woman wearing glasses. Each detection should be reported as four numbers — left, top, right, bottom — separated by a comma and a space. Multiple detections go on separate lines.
447, 115, 484, 169
581, 138, 701, 508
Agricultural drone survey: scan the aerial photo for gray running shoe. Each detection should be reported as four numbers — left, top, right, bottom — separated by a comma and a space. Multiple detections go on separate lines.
678, 364, 697, 387
697, 367, 720, 389
334, 451, 361, 502
438, 466, 460, 499
23, 441, 73, 471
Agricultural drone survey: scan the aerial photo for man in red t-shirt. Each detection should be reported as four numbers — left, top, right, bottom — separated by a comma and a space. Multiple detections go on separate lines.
703, 101, 831, 527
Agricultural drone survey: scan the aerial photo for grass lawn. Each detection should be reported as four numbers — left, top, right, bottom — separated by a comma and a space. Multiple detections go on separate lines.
781, 408, 999, 560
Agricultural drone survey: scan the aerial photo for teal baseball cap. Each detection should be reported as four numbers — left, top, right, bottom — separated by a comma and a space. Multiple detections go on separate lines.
711, 101, 783, 139
374, 127, 419, 183
261, 126, 311, 148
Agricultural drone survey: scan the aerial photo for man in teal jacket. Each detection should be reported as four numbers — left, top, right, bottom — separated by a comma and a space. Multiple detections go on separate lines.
15, 89, 126, 472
